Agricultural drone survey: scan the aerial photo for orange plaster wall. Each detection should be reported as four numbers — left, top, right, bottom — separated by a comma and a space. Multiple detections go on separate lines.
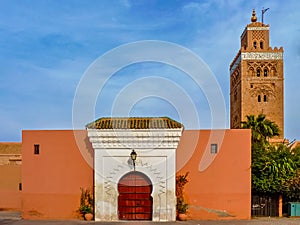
0, 165, 21, 210
22, 130, 93, 220
176, 129, 251, 220
0, 142, 22, 210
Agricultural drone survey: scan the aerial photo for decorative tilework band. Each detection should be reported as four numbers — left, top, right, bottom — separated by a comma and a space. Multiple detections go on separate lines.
241, 52, 283, 60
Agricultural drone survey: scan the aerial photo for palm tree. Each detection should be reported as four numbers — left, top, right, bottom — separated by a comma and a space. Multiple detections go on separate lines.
241, 114, 280, 143
243, 114, 281, 216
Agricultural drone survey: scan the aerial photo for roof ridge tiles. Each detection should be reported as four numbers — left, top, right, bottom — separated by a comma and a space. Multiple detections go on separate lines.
86, 117, 183, 129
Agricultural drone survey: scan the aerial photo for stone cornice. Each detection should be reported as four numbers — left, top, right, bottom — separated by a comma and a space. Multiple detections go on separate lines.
87, 128, 183, 149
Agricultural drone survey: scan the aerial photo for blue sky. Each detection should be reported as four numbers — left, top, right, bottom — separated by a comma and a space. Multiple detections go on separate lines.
1, 0, 300, 142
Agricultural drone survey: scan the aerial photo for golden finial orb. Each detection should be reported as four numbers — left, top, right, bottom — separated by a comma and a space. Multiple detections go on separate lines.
251, 9, 257, 22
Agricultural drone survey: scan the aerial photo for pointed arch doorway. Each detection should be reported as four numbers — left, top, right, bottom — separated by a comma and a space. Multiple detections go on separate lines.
118, 171, 153, 220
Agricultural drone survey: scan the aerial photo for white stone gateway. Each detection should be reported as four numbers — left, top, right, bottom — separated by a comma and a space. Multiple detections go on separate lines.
87, 117, 183, 222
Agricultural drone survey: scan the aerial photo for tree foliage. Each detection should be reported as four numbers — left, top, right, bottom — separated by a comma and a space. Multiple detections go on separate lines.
176, 172, 189, 214
242, 114, 300, 200
252, 143, 298, 195
241, 114, 280, 144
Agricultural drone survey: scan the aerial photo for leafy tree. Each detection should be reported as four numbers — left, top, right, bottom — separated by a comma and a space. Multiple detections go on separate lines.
282, 170, 300, 200
241, 114, 280, 144
252, 143, 298, 195
242, 114, 300, 199
282, 146, 300, 200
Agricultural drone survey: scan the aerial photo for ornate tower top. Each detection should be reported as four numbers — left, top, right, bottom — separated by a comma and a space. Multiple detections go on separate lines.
251, 9, 257, 22
229, 9, 284, 139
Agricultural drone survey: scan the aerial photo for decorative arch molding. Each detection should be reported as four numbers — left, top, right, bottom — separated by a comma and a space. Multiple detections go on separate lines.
249, 84, 276, 99
247, 61, 279, 77
102, 160, 166, 203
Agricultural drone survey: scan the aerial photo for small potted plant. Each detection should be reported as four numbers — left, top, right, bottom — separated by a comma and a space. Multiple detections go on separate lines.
78, 187, 93, 220
177, 198, 188, 220
176, 172, 189, 221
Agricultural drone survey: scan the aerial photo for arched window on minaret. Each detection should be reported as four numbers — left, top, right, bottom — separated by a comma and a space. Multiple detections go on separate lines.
248, 67, 254, 76
257, 68, 261, 77
264, 68, 268, 77
271, 67, 276, 76
253, 41, 257, 49
258, 95, 261, 102
260, 41, 264, 49
263, 95, 267, 102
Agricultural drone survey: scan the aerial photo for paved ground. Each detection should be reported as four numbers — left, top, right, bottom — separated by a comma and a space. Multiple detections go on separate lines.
1, 212, 300, 225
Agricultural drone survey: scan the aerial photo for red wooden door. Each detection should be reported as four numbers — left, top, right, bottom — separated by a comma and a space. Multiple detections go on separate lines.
118, 171, 153, 220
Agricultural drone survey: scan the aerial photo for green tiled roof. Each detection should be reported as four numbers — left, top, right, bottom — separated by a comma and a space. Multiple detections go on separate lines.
86, 117, 183, 129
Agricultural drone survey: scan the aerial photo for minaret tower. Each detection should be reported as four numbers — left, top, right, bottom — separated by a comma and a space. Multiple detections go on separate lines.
230, 9, 284, 138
